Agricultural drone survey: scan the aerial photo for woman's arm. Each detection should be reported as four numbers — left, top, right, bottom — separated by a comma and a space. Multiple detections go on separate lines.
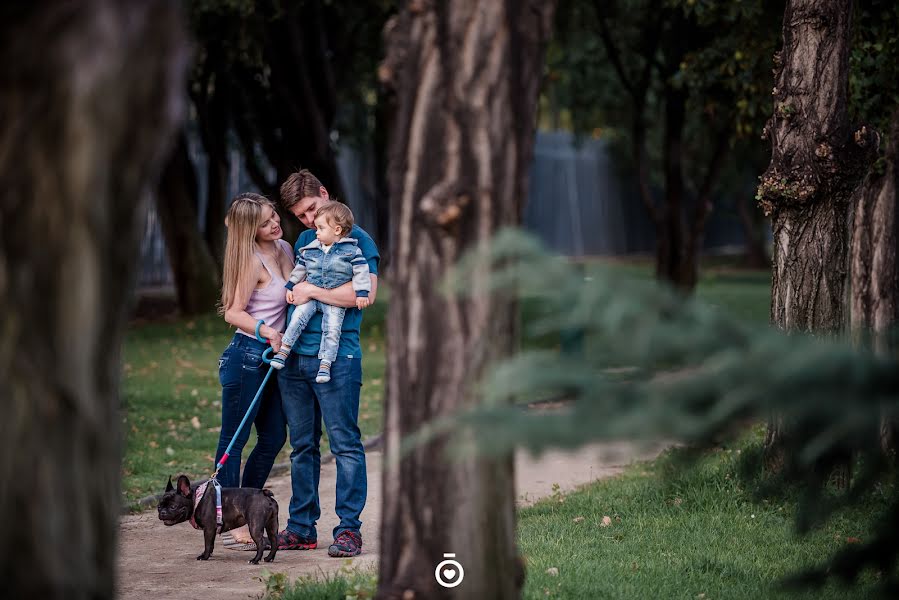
223, 257, 283, 348
289, 275, 378, 308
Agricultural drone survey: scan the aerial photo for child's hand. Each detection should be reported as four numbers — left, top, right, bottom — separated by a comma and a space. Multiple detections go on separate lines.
286, 290, 294, 304
356, 297, 370, 310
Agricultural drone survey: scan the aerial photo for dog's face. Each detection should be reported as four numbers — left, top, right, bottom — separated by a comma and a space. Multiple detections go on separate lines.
156, 475, 193, 526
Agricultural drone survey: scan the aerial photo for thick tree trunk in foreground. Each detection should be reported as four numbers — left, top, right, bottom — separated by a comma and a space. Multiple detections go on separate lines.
0, 2, 186, 597
850, 109, 899, 452
157, 133, 221, 315
757, 0, 878, 468
377, 2, 555, 598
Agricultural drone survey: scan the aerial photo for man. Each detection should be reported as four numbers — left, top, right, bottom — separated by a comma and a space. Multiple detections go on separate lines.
275, 169, 379, 557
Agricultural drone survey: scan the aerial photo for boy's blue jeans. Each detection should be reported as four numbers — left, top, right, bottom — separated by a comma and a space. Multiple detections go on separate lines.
278, 353, 366, 539
215, 334, 287, 488
282, 300, 347, 363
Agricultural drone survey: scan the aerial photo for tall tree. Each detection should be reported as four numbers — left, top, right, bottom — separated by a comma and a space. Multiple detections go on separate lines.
848, 0, 899, 450
757, 0, 879, 466
377, 1, 556, 598
549, 0, 781, 289
157, 133, 221, 315
0, 1, 186, 597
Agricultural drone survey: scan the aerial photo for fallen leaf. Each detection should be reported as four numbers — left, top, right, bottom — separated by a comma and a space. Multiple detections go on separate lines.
846, 537, 862, 544
546, 567, 559, 577
573, 516, 585, 523
165, 447, 175, 456
190, 416, 201, 429
600, 516, 612, 527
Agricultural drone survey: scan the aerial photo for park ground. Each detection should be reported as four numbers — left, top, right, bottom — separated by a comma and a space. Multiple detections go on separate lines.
121, 259, 890, 598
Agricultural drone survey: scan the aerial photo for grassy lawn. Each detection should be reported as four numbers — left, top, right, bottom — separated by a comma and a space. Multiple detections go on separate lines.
517, 429, 886, 599
120, 298, 386, 508
274, 430, 888, 600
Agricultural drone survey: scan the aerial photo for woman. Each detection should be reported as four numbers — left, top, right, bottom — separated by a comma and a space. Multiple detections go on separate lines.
216, 192, 293, 546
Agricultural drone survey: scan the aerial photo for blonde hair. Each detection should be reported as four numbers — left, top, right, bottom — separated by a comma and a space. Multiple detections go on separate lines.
219, 193, 277, 315
315, 202, 354, 236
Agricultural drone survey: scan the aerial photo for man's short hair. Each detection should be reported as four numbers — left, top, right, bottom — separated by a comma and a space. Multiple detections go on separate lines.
280, 168, 324, 210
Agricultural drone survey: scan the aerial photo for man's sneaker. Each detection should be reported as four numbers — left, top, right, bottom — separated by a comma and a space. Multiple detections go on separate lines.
275, 529, 317, 550
328, 530, 362, 557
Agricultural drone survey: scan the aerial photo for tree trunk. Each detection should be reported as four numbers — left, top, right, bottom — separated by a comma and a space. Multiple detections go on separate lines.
737, 195, 771, 269
157, 133, 221, 315
758, 0, 878, 466
203, 118, 229, 269
849, 108, 899, 452
656, 87, 689, 288
377, 2, 555, 598
0, 2, 186, 598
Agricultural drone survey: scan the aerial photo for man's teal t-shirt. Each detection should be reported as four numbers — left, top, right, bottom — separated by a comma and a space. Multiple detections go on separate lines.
287, 224, 380, 358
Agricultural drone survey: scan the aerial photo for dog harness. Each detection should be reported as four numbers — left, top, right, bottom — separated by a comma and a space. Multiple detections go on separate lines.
190, 479, 224, 533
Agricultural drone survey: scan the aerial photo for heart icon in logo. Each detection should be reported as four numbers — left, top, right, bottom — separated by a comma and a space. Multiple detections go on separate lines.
435, 554, 464, 588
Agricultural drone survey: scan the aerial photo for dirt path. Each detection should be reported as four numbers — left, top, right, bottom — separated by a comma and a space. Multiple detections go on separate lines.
117, 441, 665, 599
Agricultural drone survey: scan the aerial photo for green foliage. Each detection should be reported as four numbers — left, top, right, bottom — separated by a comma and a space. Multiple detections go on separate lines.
442, 229, 899, 593
547, 0, 782, 192
850, 0, 899, 132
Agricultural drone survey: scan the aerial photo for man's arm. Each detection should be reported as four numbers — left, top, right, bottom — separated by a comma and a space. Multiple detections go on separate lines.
290, 275, 378, 308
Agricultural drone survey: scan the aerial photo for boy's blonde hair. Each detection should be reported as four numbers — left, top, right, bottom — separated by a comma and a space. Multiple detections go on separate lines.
219, 193, 277, 315
315, 202, 354, 237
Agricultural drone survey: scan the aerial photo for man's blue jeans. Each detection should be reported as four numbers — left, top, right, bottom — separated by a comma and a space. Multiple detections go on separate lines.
278, 353, 366, 539
215, 333, 287, 488
282, 300, 347, 364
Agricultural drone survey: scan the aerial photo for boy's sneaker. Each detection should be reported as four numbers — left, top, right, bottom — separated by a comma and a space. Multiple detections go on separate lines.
275, 529, 317, 550
328, 530, 362, 557
269, 349, 290, 370
315, 361, 332, 383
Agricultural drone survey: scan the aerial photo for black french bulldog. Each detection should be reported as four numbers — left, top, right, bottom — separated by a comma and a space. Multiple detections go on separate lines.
156, 474, 278, 565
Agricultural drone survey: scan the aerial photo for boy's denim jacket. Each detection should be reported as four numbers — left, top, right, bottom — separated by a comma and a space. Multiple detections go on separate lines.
284, 237, 371, 298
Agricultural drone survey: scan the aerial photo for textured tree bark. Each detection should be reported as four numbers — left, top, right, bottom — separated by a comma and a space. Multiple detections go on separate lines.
157, 133, 221, 315
757, 0, 878, 467
0, 2, 187, 598
377, 1, 555, 598
849, 109, 899, 452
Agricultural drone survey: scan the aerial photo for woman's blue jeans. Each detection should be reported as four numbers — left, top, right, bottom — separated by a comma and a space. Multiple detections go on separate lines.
215, 333, 287, 488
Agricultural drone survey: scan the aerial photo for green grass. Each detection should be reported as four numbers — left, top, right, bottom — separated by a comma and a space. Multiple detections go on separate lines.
259, 567, 377, 600
120, 300, 386, 508
517, 431, 888, 599
275, 430, 889, 599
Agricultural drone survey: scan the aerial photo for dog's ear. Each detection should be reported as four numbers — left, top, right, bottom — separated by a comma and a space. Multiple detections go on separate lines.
165, 475, 174, 493
177, 475, 191, 497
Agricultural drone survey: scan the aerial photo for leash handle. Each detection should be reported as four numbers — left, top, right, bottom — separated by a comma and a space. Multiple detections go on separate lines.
254, 319, 267, 343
